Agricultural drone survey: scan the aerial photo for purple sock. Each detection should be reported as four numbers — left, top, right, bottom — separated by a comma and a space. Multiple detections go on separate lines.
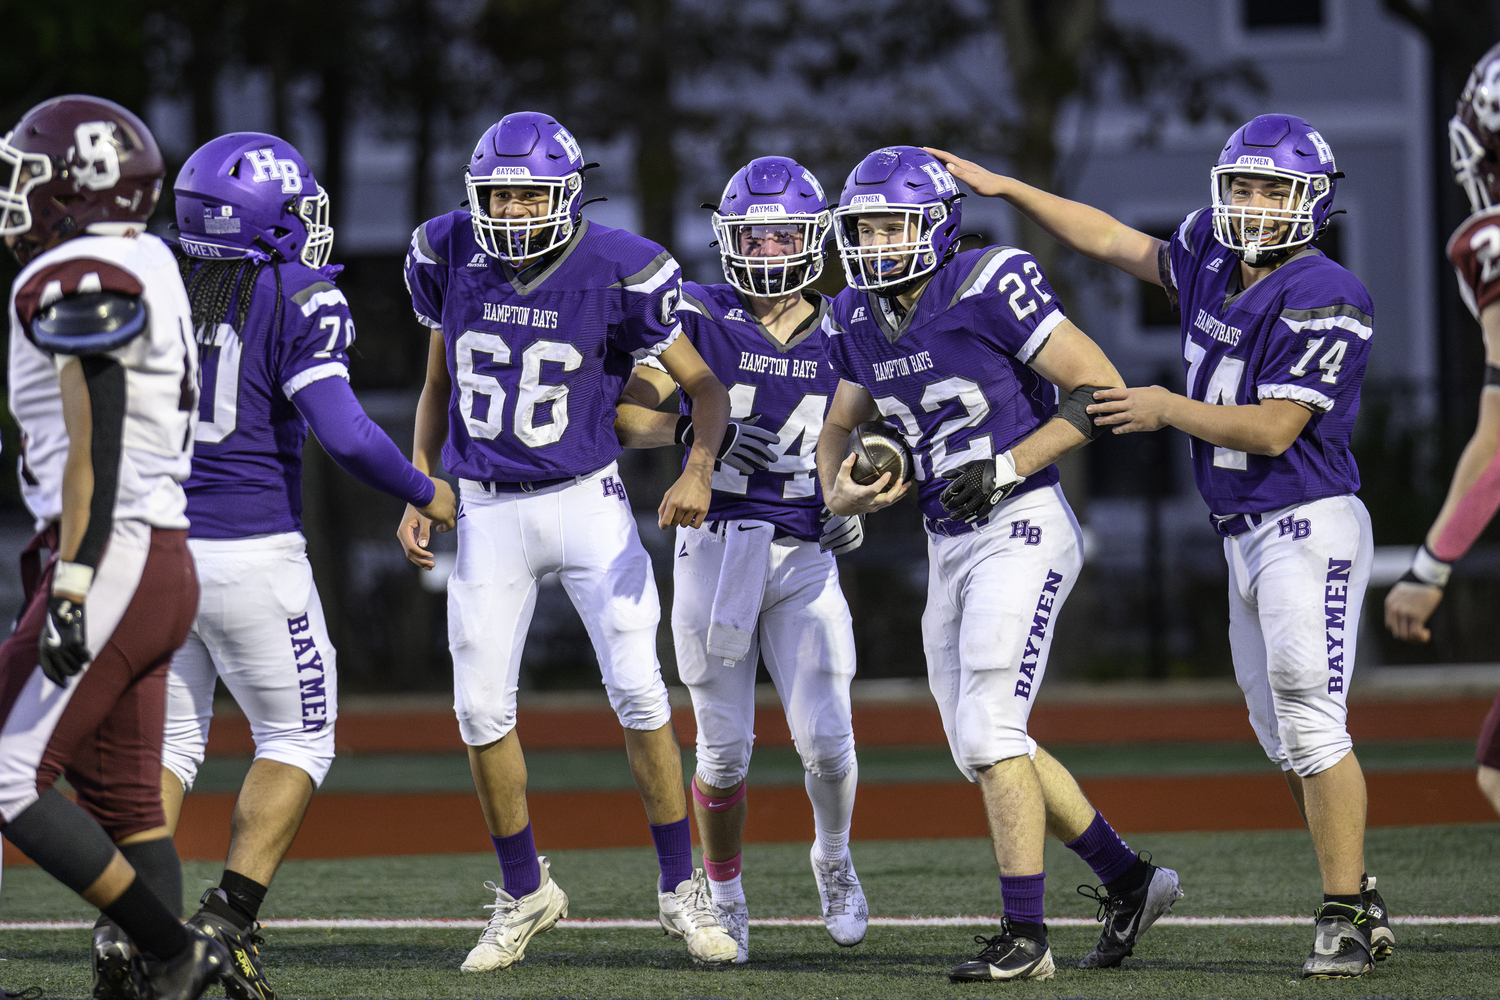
650, 818, 693, 892
1000, 872, 1046, 925
1064, 810, 1138, 885
492, 825, 541, 899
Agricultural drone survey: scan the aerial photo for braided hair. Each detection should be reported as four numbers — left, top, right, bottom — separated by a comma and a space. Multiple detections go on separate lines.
175, 252, 284, 346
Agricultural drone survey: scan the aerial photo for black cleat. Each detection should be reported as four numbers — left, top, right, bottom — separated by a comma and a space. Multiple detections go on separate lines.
1302, 902, 1375, 979
91, 919, 149, 1000
1076, 861, 1185, 968
948, 919, 1055, 982
145, 926, 230, 1000
1361, 875, 1395, 961
189, 903, 277, 1000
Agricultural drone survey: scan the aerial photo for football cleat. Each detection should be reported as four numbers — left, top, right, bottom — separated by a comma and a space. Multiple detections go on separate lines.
1301, 902, 1375, 979
948, 920, 1055, 982
462, 856, 570, 972
1361, 875, 1396, 961
1076, 861, 1185, 968
811, 847, 869, 947
713, 896, 750, 964
144, 926, 230, 1000
91, 919, 149, 1000
658, 869, 738, 964
188, 899, 276, 1000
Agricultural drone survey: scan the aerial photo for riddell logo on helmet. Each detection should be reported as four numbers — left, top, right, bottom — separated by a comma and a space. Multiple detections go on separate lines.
245, 149, 303, 194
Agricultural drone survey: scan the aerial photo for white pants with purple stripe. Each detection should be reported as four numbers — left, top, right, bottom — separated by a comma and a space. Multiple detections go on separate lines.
923, 485, 1082, 781
163, 532, 338, 790
1225, 493, 1373, 778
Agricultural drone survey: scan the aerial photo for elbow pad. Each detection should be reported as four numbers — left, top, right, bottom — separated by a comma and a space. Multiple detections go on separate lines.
1057, 385, 1114, 441
30, 292, 146, 355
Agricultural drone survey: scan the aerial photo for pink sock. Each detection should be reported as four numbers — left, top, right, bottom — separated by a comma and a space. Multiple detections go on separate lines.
704, 852, 742, 882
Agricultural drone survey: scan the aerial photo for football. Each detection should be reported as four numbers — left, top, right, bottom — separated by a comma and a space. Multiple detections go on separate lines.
846, 420, 915, 487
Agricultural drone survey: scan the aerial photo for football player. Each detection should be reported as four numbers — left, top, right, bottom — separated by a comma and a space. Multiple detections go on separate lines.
615, 156, 867, 962
155, 132, 458, 1000
397, 111, 738, 968
815, 146, 1183, 982
1386, 43, 1500, 820
927, 113, 1390, 978
0, 95, 227, 999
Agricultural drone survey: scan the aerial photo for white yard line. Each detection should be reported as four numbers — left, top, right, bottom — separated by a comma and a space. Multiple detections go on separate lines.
2, 915, 1496, 931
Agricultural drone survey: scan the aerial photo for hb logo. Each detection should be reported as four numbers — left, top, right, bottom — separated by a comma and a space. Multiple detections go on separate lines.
1278, 514, 1311, 540
1010, 519, 1042, 545
601, 476, 627, 502
244, 149, 303, 194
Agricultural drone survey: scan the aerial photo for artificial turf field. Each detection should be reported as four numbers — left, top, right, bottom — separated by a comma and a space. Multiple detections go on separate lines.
3, 824, 1498, 999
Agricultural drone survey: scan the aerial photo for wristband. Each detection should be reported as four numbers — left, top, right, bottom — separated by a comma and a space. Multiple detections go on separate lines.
53, 561, 95, 596
1408, 544, 1452, 589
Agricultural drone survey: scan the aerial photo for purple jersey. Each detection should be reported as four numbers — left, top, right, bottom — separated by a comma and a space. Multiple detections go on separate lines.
405, 212, 682, 482
822, 246, 1066, 532
1164, 209, 1372, 515
670, 282, 838, 540
185, 260, 356, 538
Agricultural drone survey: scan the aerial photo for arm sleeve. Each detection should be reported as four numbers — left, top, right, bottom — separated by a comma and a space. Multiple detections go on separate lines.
292, 376, 436, 507
953, 248, 1065, 363
1256, 300, 1373, 414
613, 251, 683, 360
75, 357, 126, 569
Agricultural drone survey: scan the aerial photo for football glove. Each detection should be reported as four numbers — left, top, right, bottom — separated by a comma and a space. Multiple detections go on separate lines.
677, 415, 780, 475
40, 594, 90, 686
819, 508, 865, 556
938, 452, 1025, 524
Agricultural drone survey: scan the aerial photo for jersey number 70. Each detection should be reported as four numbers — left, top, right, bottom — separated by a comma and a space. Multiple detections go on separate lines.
456, 330, 583, 448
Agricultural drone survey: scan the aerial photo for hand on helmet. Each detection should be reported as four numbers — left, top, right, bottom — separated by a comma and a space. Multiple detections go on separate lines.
938, 452, 1024, 523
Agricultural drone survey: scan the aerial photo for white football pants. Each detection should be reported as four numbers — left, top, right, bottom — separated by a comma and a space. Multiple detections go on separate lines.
1226, 493, 1373, 778
672, 522, 857, 788
163, 532, 337, 791
449, 463, 671, 746
923, 485, 1081, 781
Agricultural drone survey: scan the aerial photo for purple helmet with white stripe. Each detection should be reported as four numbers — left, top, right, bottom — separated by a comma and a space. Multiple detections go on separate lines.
833, 145, 963, 296
711, 156, 831, 297
174, 132, 333, 267
465, 112, 585, 264
1211, 114, 1339, 266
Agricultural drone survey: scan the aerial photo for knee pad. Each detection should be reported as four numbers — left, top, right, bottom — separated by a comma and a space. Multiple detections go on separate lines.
694, 743, 752, 790
608, 679, 672, 734
799, 735, 856, 782
251, 725, 337, 788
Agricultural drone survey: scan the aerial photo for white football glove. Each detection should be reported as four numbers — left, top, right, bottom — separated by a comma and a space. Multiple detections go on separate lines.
677, 415, 780, 474
819, 508, 865, 555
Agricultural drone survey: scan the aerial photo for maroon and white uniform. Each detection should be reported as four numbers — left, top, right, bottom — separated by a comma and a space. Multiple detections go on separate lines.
0, 231, 198, 837
1447, 208, 1500, 322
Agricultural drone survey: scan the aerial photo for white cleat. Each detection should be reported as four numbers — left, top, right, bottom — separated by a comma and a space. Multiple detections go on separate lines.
658, 870, 738, 964
713, 897, 749, 964
461, 856, 569, 972
812, 847, 869, 947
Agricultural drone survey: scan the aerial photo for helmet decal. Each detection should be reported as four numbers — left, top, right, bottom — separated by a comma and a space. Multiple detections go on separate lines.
72, 122, 121, 191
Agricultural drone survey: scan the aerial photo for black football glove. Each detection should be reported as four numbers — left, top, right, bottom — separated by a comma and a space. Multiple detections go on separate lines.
818, 508, 865, 556
39, 594, 90, 686
677, 415, 780, 474
938, 453, 1025, 523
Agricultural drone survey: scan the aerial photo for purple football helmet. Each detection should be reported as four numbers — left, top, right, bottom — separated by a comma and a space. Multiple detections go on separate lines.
466, 112, 585, 264
833, 145, 962, 295
1211, 114, 1339, 266
711, 156, 831, 297
174, 132, 333, 267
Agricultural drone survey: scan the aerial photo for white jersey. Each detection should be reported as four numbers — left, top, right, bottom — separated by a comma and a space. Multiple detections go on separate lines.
7, 232, 196, 530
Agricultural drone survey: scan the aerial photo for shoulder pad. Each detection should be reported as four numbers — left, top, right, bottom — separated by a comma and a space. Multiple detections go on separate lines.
410, 219, 449, 268
290, 279, 349, 317
677, 286, 710, 318
30, 292, 146, 354
1177, 208, 1209, 255
612, 250, 680, 294
951, 246, 1031, 306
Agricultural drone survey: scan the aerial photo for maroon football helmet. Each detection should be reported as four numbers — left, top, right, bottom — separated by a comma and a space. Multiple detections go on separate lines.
0, 95, 164, 265
1452, 42, 1500, 216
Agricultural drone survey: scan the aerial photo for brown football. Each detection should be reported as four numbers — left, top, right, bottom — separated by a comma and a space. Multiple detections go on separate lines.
846, 420, 915, 486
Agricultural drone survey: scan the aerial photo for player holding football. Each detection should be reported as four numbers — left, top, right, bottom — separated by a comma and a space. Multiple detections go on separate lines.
927, 113, 1391, 978
0, 95, 227, 1000
1386, 44, 1500, 820
815, 146, 1183, 982
398, 111, 738, 968
615, 156, 868, 962
153, 132, 458, 1000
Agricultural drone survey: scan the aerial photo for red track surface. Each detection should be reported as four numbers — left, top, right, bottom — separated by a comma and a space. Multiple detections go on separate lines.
8, 768, 1486, 866
199, 697, 1495, 755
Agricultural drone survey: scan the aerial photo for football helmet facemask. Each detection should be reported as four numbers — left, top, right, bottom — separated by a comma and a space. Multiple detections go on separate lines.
712, 155, 831, 297
1210, 114, 1339, 267
466, 112, 585, 265
834, 146, 963, 297
1451, 41, 1500, 217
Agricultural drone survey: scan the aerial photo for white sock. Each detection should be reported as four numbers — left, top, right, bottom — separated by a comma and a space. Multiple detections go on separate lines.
708, 873, 744, 904
806, 759, 857, 867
